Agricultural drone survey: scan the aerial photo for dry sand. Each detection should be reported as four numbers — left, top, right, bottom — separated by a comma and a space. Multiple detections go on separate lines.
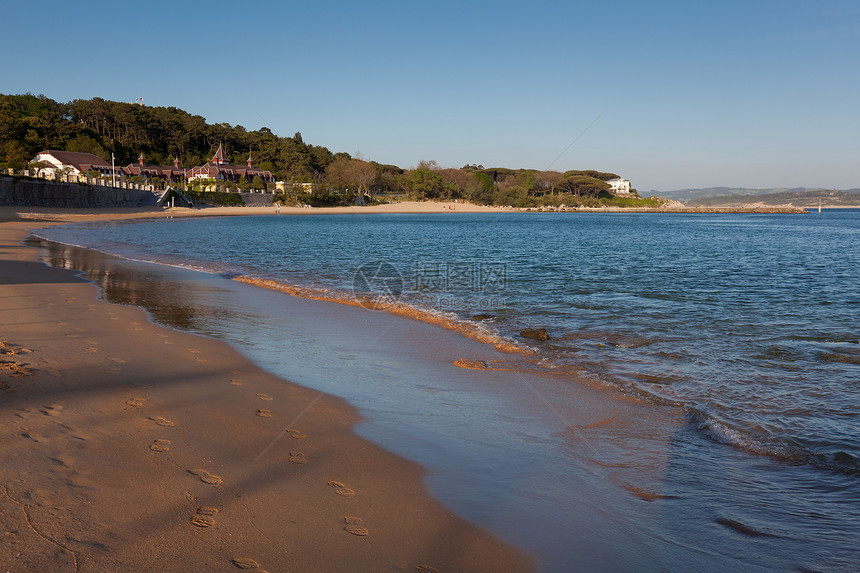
0, 206, 533, 572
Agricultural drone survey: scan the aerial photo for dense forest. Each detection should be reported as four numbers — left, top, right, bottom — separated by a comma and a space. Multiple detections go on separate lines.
0, 93, 655, 207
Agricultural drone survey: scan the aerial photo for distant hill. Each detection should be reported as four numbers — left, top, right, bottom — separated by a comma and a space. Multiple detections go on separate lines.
680, 188, 860, 208
656, 187, 823, 203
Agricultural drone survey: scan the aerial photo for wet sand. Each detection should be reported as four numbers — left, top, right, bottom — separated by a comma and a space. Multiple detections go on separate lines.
0, 207, 533, 572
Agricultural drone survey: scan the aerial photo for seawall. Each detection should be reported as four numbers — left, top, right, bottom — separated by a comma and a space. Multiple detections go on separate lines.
0, 176, 150, 208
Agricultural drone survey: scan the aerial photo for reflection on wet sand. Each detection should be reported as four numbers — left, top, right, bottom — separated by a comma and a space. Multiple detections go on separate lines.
28, 236, 249, 332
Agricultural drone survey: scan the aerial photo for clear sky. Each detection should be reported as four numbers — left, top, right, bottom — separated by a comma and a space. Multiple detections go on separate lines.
3, 0, 858, 191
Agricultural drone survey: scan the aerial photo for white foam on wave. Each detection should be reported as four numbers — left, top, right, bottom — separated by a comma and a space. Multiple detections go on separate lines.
233, 275, 530, 355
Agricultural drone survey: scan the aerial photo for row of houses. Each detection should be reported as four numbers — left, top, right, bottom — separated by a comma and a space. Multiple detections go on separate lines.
30, 144, 275, 186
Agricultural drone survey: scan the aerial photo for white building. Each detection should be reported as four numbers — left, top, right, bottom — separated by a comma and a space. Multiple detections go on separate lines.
30, 150, 114, 177
607, 178, 632, 195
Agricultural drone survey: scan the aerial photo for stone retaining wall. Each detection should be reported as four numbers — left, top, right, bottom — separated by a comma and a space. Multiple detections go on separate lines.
238, 193, 274, 208
0, 176, 150, 208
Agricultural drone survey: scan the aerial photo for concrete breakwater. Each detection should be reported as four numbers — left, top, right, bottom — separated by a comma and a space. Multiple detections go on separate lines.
0, 176, 151, 208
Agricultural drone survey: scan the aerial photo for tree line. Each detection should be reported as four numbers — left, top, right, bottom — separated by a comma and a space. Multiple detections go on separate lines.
1, 93, 651, 208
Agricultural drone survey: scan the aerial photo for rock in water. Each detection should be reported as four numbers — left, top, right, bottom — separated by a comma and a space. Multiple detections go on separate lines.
520, 328, 550, 341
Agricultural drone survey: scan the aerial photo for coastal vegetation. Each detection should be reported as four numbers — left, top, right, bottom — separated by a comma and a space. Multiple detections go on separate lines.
0, 93, 659, 208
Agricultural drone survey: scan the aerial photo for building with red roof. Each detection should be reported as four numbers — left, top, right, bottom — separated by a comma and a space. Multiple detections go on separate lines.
30, 150, 114, 177
122, 153, 188, 183
188, 144, 274, 184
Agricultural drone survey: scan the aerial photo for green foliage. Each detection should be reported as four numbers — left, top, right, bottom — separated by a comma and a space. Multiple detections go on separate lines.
0, 93, 335, 181
473, 172, 494, 192
184, 191, 244, 207
0, 92, 658, 210
562, 169, 619, 181
272, 193, 303, 207
599, 195, 664, 208
557, 175, 611, 197
66, 133, 107, 157
407, 169, 455, 200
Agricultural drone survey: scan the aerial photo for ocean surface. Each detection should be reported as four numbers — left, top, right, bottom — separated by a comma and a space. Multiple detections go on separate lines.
32, 210, 860, 571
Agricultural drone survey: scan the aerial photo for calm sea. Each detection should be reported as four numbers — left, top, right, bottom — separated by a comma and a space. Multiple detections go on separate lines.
33, 211, 860, 571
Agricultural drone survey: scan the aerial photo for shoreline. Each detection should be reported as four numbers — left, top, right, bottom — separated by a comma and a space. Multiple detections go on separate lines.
1, 199, 817, 224
0, 211, 534, 571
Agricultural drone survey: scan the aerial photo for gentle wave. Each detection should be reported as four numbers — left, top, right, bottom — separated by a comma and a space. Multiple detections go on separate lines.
686, 407, 860, 476
233, 275, 529, 354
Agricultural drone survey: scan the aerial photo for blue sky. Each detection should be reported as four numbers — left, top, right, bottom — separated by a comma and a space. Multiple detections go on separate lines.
3, 0, 858, 191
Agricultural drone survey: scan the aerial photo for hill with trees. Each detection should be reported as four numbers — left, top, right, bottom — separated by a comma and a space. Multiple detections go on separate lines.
686, 188, 860, 208
659, 187, 860, 206
0, 93, 659, 208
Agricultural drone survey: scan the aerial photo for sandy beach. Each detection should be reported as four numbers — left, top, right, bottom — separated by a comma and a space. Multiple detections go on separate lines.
0, 206, 533, 572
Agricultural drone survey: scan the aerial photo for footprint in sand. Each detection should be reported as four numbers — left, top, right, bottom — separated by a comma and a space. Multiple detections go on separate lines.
288, 452, 307, 465
15, 408, 33, 419
150, 416, 175, 427
287, 428, 306, 439
42, 404, 64, 417
231, 557, 260, 569
108, 358, 126, 364
150, 439, 171, 453
0, 360, 31, 378
256, 409, 272, 418
416, 566, 440, 573
328, 481, 355, 497
0, 342, 32, 356
125, 397, 145, 408
21, 430, 45, 443
188, 469, 223, 486
256, 393, 273, 401
229, 379, 243, 386
343, 516, 368, 536
191, 513, 216, 528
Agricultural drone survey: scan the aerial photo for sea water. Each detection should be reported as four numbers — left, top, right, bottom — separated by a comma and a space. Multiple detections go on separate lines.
32, 211, 860, 571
